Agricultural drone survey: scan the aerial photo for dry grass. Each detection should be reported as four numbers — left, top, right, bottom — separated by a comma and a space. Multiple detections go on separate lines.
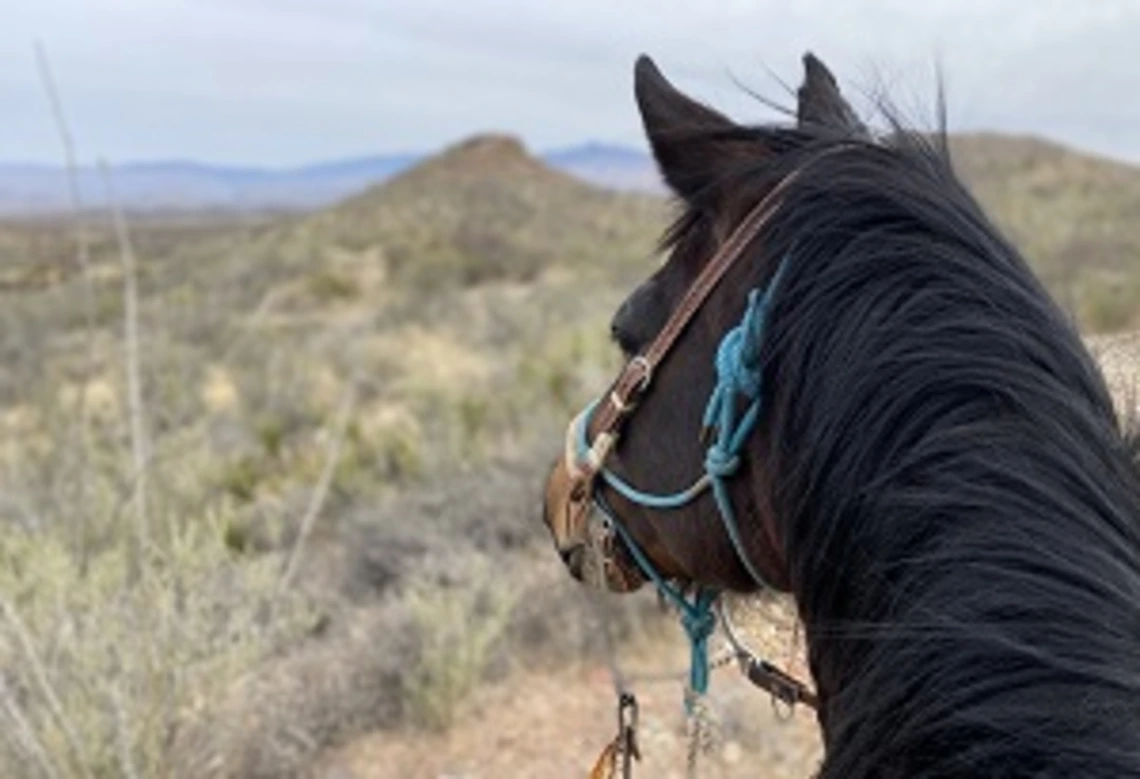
0, 494, 320, 778
950, 133, 1140, 332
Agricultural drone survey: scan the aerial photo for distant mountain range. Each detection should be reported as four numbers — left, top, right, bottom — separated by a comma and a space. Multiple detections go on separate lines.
0, 142, 662, 216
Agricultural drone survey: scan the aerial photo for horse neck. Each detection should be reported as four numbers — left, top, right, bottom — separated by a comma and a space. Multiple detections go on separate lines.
773, 310, 1140, 778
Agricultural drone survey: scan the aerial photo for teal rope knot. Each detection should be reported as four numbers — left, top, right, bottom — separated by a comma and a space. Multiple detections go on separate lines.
702, 285, 773, 440
704, 444, 740, 478
680, 590, 719, 703
605, 509, 719, 711
714, 325, 763, 399
737, 288, 765, 366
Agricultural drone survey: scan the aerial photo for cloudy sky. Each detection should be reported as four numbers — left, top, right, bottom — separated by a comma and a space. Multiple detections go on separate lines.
2, 0, 1138, 167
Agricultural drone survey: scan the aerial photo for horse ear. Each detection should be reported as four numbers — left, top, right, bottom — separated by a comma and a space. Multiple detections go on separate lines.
797, 52, 867, 136
635, 54, 744, 200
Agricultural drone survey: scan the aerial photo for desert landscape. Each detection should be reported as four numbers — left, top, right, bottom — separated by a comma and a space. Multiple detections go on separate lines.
1, 125, 1139, 779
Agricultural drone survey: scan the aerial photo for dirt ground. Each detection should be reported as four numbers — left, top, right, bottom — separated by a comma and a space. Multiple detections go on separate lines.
311, 594, 821, 779
1089, 331, 1140, 419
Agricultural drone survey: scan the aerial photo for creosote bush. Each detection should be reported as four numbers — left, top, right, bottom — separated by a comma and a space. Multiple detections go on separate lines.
403, 569, 518, 730
0, 493, 318, 778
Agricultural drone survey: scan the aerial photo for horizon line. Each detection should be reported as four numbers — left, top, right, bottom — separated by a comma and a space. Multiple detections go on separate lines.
1, 128, 1136, 172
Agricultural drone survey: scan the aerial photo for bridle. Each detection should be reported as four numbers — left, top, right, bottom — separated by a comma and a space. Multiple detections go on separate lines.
558, 157, 833, 712
562, 164, 800, 581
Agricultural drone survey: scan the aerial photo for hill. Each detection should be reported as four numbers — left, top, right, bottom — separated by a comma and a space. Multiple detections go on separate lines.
6, 129, 1140, 330
225, 130, 1140, 330
0, 155, 419, 215
949, 133, 1140, 329
0, 142, 656, 216
264, 134, 665, 291
543, 141, 664, 192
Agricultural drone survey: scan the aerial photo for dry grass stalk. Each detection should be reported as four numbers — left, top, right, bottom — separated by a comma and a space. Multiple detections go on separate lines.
0, 596, 94, 779
100, 159, 150, 575
0, 676, 63, 779
277, 379, 357, 595
34, 40, 97, 567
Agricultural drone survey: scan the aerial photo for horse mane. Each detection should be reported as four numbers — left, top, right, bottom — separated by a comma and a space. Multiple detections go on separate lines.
674, 124, 1140, 776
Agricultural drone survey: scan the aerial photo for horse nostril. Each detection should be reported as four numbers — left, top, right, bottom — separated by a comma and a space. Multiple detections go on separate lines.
559, 545, 585, 578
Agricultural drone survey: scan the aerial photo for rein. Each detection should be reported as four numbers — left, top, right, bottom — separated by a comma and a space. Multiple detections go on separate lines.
561, 161, 825, 718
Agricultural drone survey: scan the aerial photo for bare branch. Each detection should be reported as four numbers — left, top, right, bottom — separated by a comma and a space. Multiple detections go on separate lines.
277, 380, 356, 595
100, 280, 298, 536
109, 681, 140, 779
34, 40, 97, 568
100, 159, 149, 575
0, 676, 64, 779
0, 596, 94, 779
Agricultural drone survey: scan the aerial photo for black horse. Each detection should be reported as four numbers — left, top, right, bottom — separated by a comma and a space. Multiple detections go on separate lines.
544, 52, 1140, 777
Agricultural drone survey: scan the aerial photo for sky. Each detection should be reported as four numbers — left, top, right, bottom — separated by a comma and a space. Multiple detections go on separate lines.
2, 0, 1139, 167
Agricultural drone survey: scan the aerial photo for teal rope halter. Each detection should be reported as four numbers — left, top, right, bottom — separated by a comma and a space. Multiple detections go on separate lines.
573, 258, 788, 704
597, 501, 718, 703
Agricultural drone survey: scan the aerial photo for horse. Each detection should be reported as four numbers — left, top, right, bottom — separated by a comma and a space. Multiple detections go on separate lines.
543, 52, 1140, 777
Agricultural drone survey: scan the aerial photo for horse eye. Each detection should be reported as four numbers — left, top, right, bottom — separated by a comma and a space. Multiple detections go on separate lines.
610, 322, 639, 357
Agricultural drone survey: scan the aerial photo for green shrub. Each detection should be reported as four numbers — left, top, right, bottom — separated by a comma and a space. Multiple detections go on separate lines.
254, 413, 287, 459
402, 572, 516, 731
0, 505, 316, 778
217, 455, 267, 502
306, 268, 362, 302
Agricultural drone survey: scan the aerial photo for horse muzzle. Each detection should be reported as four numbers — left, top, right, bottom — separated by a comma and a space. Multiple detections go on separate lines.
543, 458, 645, 593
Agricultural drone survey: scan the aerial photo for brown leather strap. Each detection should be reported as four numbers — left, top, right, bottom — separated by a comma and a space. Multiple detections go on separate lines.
742, 655, 819, 710
587, 145, 857, 449
587, 170, 800, 443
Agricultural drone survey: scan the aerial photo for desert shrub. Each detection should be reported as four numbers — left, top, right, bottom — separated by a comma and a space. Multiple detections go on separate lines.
305, 268, 361, 302
164, 598, 415, 779
254, 412, 288, 459
403, 569, 517, 730
0, 504, 317, 779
